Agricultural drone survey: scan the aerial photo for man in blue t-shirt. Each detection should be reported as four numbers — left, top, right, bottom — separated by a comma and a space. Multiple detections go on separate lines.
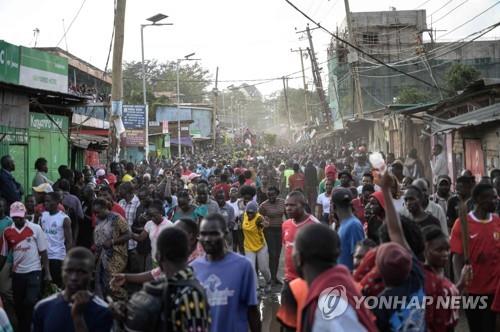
32, 247, 113, 332
191, 213, 260, 332
331, 188, 365, 271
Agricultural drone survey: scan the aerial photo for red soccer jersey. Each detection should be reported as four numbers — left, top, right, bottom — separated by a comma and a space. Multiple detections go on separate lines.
449, 212, 500, 294
282, 215, 319, 281
212, 183, 231, 201
424, 266, 459, 332
288, 173, 305, 191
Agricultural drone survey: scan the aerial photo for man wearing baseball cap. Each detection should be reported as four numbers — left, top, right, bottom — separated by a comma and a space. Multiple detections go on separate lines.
430, 175, 452, 214
331, 188, 365, 271
0, 202, 51, 332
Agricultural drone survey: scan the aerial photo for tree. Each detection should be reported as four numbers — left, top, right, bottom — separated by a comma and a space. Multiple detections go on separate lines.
274, 88, 322, 125
395, 87, 432, 104
122, 60, 212, 117
445, 63, 481, 92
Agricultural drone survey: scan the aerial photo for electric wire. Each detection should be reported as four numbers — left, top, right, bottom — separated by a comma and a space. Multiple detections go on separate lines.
56, 0, 87, 47
284, 0, 452, 93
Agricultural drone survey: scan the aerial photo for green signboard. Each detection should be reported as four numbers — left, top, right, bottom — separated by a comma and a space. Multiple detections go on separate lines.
0, 40, 20, 84
19, 47, 68, 93
30, 112, 69, 131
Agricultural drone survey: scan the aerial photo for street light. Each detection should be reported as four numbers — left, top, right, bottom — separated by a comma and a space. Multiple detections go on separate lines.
176, 52, 200, 158
140, 13, 173, 160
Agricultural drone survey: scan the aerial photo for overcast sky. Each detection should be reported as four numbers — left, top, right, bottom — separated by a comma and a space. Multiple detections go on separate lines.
0, 0, 498, 96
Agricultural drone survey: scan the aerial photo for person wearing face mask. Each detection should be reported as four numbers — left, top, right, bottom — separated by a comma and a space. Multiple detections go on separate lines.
191, 213, 261, 332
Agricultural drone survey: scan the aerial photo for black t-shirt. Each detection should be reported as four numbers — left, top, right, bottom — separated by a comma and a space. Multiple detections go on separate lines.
374, 255, 426, 332
447, 196, 474, 228
416, 213, 441, 230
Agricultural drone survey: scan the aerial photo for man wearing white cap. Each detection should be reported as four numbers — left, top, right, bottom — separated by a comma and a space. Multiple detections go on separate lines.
33, 184, 65, 224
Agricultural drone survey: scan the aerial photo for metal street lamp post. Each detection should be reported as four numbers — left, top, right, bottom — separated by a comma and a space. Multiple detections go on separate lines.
176, 53, 200, 158
140, 13, 172, 160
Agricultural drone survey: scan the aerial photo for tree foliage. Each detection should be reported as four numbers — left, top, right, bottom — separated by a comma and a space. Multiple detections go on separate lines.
444, 63, 481, 92
268, 88, 322, 126
395, 87, 432, 104
122, 60, 212, 109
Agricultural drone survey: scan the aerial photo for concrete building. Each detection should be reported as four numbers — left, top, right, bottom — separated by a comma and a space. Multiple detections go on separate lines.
328, 9, 500, 125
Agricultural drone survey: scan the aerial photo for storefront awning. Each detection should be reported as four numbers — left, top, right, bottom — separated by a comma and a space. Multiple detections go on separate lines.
170, 136, 193, 147
430, 103, 500, 134
70, 133, 108, 150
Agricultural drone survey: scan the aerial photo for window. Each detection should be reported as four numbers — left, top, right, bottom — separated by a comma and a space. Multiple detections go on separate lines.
362, 32, 379, 45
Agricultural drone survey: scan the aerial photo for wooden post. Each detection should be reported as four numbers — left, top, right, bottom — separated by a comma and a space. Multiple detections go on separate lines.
110, 0, 126, 160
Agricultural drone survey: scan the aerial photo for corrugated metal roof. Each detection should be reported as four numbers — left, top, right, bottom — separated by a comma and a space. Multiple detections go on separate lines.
431, 103, 500, 134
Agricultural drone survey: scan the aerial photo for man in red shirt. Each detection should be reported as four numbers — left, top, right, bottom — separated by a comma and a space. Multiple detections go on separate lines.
450, 182, 500, 332
288, 163, 305, 192
212, 173, 231, 201
282, 191, 319, 282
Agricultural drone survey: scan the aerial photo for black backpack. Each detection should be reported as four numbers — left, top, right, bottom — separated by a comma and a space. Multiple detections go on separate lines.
125, 277, 207, 332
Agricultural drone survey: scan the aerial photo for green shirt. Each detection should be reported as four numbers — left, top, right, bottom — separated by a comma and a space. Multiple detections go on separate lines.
318, 178, 341, 194
284, 169, 294, 188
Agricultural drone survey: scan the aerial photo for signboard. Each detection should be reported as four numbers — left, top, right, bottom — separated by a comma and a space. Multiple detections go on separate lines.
30, 112, 69, 131
19, 47, 68, 93
162, 121, 168, 134
0, 40, 20, 84
122, 105, 146, 146
164, 134, 170, 148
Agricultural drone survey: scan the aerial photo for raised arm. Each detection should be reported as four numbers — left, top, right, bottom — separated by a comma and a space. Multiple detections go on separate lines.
380, 173, 410, 251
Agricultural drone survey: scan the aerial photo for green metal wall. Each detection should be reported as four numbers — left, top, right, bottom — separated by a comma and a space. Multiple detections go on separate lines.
28, 129, 69, 186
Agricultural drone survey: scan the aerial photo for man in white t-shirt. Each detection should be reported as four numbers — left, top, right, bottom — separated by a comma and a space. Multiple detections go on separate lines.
40, 192, 72, 288
316, 179, 333, 224
0, 201, 51, 332
132, 200, 173, 263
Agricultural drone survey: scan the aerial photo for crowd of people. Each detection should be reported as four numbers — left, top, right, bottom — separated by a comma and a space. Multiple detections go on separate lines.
68, 83, 108, 103
0, 141, 498, 332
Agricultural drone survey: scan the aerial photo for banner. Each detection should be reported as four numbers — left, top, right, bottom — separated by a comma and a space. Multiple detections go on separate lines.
19, 47, 68, 93
122, 105, 146, 146
0, 40, 20, 84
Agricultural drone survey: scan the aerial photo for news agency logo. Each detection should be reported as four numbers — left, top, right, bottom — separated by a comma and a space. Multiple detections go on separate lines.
318, 284, 490, 321
318, 285, 349, 320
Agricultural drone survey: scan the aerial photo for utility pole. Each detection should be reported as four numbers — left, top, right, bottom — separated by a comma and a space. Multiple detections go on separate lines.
303, 25, 331, 127
291, 48, 309, 123
343, 0, 364, 118
213, 66, 219, 147
282, 76, 292, 142
230, 94, 235, 133
110, 0, 126, 161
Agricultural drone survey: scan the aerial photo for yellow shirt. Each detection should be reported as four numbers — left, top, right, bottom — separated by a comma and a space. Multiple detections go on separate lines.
242, 212, 265, 252
122, 174, 133, 182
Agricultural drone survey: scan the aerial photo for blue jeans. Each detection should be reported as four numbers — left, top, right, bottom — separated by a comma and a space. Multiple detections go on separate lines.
12, 271, 42, 332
